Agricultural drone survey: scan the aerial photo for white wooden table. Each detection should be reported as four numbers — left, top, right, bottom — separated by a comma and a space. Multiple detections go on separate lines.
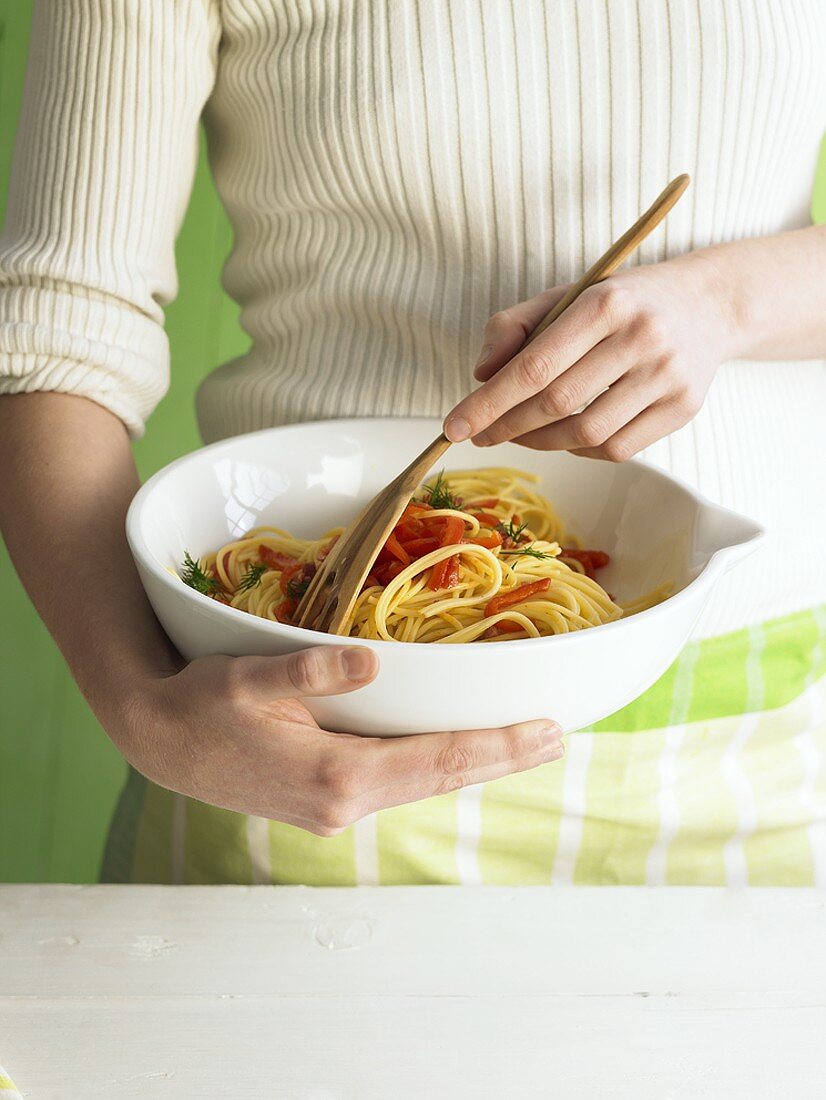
2, 885, 826, 1098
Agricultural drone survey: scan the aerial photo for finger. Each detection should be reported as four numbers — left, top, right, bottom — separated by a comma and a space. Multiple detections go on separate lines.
276, 720, 564, 836
233, 646, 379, 702
357, 719, 564, 807
369, 738, 565, 813
472, 286, 571, 384
473, 333, 632, 446
444, 284, 618, 443
513, 368, 667, 453
568, 394, 700, 463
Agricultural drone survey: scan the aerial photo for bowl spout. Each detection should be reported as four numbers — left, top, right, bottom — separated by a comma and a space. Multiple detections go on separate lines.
697, 503, 766, 573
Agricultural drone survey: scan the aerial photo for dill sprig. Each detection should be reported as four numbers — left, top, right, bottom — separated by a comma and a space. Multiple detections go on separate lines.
497, 517, 551, 558
502, 544, 553, 561
421, 469, 461, 511
180, 550, 221, 595
286, 573, 313, 601
236, 561, 268, 593
497, 517, 529, 543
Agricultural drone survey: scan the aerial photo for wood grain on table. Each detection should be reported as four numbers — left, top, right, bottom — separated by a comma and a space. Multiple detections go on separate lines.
2, 885, 826, 1098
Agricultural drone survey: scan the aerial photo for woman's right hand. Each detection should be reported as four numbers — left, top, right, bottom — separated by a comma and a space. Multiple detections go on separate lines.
121, 646, 565, 835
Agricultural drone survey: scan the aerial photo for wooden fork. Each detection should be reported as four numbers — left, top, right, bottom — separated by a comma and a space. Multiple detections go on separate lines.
295, 173, 690, 635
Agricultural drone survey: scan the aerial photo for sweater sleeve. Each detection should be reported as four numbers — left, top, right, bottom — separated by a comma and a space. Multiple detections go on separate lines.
0, 0, 221, 437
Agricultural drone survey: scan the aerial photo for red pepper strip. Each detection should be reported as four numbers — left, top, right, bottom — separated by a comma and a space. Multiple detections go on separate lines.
395, 522, 421, 541
386, 562, 406, 583
401, 536, 441, 557
485, 577, 552, 618
470, 497, 499, 508
363, 574, 380, 589
429, 557, 451, 590
390, 509, 430, 545
384, 531, 411, 565
259, 546, 299, 571
400, 502, 431, 522
471, 511, 502, 528
371, 560, 405, 587
511, 513, 521, 525
466, 529, 503, 550
497, 619, 523, 633
431, 553, 460, 590
430, 551, 463, 591
428, 516, 466, 590
274, 598, 297, 623
484, 618, 525, 638
394, 513, 445, 544
440, 515, 466, 545
446, 556, 460, 586
429, 560, 447, 590
561, 548, 610, 580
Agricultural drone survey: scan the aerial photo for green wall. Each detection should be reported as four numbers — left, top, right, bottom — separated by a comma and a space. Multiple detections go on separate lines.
0, 1, 248, 881
1, 2, 825, 881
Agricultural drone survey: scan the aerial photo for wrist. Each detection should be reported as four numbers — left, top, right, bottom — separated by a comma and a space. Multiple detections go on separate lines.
81, 650, 183, 762
677, 245, 749, 361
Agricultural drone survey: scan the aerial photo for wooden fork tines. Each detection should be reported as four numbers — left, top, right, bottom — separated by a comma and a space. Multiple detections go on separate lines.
294, 432, 452, 634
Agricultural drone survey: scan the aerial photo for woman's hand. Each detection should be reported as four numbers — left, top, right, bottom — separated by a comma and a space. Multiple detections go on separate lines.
444, 250, 739, 461
124, 647, 564, 836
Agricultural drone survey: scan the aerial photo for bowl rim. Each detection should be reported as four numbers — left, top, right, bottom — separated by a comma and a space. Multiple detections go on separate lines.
126, 416, 765, 653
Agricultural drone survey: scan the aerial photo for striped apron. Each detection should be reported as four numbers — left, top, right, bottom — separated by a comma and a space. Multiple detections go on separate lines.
102, 606, 826, 887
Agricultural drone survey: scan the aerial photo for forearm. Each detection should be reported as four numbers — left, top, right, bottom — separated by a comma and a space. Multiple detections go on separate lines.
0, 393, 181, 736
694, 224, 826, 361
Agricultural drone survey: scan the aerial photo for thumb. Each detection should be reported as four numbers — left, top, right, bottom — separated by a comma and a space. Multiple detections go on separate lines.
471, 285, 570, 384
238, 645, 379, 701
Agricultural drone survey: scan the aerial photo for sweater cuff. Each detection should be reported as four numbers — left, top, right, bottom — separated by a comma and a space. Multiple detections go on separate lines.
0, 284, 170, 438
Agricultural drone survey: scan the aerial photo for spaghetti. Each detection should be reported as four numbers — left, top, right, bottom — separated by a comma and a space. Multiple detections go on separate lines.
179, 468, 668, 643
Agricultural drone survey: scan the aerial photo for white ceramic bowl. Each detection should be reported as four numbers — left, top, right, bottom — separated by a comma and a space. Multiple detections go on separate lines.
127, 417, 764, 736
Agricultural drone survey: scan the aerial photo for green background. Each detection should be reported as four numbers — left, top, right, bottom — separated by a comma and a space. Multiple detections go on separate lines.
1, 2, 825, 881
0, 1, 248, 881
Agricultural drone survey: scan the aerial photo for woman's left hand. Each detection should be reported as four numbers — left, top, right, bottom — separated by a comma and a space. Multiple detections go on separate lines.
443, 250, 739, 461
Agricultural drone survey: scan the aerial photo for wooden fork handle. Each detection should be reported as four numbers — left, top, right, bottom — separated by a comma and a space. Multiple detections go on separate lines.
521, 173, 690, 349
391, 431, 452, 496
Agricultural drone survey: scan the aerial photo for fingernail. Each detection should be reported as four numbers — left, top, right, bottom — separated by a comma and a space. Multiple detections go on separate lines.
541, 722, 563, 745
475, 344, 493, 370
444, 416, 471, 443
474, 431, 492, 447
545, 742, 565, 762
342, 648, 374, 682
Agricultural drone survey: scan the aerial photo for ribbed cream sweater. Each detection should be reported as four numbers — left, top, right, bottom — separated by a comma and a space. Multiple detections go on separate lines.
1, 0, 825, 638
